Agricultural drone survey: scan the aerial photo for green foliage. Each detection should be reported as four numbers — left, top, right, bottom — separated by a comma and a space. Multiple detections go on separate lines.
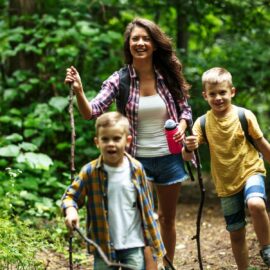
0, 1, 127, 222
0, 217, 46, 269
0, 168, 22, 218
0, 165, 63, 219
0, 0, 269, 224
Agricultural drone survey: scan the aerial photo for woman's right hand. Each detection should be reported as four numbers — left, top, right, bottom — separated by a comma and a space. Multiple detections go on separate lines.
64, 66, 83, 94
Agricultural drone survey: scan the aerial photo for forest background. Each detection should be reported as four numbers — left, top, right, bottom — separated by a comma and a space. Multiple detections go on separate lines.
0, 0, 270, 269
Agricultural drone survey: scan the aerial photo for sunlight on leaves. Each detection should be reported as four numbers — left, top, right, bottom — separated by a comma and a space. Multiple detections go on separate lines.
0, 145, 20, 157
19, 142, 38, 152
49, 96, 69, 112
5, 133, 23, 143
17, 152, 53, 170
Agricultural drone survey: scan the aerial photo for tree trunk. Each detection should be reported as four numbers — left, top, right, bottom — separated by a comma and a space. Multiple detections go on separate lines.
8, 0, 38, 74
174, 1, 189, 56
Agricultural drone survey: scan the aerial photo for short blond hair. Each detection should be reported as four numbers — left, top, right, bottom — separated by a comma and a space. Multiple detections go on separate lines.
202, 67, 233, 91
95, 112, 130, 135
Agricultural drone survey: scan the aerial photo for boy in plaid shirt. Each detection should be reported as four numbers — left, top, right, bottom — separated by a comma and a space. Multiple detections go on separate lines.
62, 112, 165, 270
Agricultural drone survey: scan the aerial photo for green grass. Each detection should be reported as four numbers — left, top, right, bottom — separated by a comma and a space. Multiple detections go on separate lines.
0, 217, 48, 269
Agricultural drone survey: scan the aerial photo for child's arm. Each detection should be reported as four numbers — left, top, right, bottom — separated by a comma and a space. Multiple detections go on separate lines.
144, 246, 157, 270
61, 166, 88, 229
182, 134, 198, 161
65, 206, 79, 230
255, 136, 270, 163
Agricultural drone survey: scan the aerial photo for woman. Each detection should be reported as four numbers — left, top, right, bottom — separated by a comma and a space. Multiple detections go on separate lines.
65, 18, 192, 270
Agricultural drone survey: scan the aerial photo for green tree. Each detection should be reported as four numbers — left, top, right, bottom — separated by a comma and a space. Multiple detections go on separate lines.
0, 0, 269, 222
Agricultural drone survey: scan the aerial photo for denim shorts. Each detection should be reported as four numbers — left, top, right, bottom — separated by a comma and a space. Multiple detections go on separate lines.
94, 247, 145, 270
220, 174, 267, 232
136, 154, 189, 185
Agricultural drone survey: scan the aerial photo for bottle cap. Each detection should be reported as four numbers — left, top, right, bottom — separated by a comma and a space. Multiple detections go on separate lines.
164, 119, 177, 130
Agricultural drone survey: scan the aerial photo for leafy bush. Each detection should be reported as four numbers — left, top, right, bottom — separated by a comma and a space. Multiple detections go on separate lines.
0, 217, 47, 269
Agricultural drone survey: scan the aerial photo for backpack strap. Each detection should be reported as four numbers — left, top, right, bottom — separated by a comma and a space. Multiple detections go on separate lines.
116, 66, 194, 180
116, 66, 130, 116
199, 114, 208, 144
200, 107, 257, 151
116, 66, 182, 118
237, 106, 256, 149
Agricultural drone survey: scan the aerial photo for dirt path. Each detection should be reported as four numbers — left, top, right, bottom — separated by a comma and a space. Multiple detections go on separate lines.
175, 176, 269, 270
41, 176, 269, 269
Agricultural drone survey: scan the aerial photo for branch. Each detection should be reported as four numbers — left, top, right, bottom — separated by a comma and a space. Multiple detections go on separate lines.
187, 124, 205, 270
68, 84, 76, 182
74, 227, 135, 269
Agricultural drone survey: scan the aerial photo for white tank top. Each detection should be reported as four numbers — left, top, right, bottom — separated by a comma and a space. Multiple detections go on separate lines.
136, 94, 170, 157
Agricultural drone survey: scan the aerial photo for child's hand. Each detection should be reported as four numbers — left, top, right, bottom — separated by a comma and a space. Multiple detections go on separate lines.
144, 246, 157, 270
65, 207, 79, 230
184, 135, 198, 152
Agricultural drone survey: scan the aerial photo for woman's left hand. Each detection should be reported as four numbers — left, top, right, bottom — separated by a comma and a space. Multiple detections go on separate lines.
173, 119, 187, 143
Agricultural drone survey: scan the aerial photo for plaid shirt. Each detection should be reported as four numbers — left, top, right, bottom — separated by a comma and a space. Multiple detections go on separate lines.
61, 153, 166, 260
90, 65, 192, 156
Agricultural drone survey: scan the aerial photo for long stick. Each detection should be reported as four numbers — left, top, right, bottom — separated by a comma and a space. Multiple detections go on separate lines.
68, 236, 73, 270
68, 84, 76, 182
187, 124, 205, 270
68, 84, 76, 270
73, 226, 135, 269
164, 255, 176, 270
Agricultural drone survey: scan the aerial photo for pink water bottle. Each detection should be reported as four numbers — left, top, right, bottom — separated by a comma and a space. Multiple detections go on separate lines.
164, 119, 182, 154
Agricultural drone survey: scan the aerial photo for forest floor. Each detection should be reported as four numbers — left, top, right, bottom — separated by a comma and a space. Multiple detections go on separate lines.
39, 173, 269, 270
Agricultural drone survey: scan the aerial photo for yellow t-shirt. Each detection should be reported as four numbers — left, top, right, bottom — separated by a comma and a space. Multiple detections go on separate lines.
193, 105, 266, 197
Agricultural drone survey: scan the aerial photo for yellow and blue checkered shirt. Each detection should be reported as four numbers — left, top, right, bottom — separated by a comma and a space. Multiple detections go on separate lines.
61, 153, 166, 260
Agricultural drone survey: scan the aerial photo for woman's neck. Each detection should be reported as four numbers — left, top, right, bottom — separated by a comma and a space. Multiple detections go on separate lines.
133, 60, 154, 78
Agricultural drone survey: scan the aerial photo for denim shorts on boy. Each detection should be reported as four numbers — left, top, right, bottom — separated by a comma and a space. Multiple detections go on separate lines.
220, 174, 267, 232
94, 247, 145, 270
136, 154, 189, 185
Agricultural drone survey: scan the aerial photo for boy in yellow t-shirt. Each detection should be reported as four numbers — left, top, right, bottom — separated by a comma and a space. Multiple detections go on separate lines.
183, 67, 270, 269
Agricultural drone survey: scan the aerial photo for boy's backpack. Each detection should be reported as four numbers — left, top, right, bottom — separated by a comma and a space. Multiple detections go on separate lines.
116, 66, 181, 116
200, 106, 258, 150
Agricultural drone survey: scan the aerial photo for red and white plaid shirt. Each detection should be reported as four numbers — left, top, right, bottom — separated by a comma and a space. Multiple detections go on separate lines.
90, 65, 192, 156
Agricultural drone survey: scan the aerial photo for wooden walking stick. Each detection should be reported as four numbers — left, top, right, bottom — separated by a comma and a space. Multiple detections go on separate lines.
187, 123, 205, 270
68, 84, 76, 182
74, 226, 135, 269
68, 84, 76, 270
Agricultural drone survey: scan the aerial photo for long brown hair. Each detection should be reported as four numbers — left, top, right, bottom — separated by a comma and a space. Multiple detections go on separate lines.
123, 18, 191, 99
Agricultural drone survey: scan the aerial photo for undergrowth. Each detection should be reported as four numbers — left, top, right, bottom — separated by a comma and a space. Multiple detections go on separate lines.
0, 216, 47, 269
